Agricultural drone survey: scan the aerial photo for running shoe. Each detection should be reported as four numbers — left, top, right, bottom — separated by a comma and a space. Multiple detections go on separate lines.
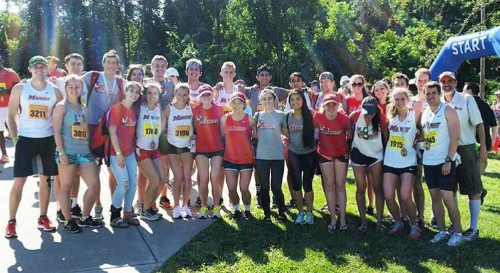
430, 231, 449, 244
447, 233, 465, 246
447, 225, 455, 236
463, 228, 479, 242
286, 199, 296, 208
159, 196, 173, 210
5, 220, 17, 238
140, 209, 161, 221
198, 206, 208, 219
304, 212, 314, 225
172, 206, 182, 219
56, 210, 65, 223
212, 206, 222, 219
231, 210, 242, 220
295, 211, 305, 225
78, 216, 104, 228
263, 215, 272, 224
110, 217, 129, 228
71, 204, 82, 219
321, 204, 329, 212
134, 201, 143, 216
182, 205, 192, 218
94, 204, 104, 220
366, 206, 375, 216
0, 154, 10, 164
388, 221, 404, 234
63, 219, 82, 234
408, 225, 422, 240
276, 213, 286, 221
38, 215, 56, 232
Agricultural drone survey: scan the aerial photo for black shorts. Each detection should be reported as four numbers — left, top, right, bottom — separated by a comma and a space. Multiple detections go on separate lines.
164, 142, 190, 155
14, 136, 58, 177
424, 162, 457, 192
195, 150, 224, 159
223, 160, 253, 172
350, 148, 381, 168
383, 165, 417, 176
456, 144, 483, 195
318, 154, 348, 164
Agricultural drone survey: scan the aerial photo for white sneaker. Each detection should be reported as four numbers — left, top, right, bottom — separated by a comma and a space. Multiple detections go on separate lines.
172, 206, 182, 219
134, 201, 143, 216
430, 231, 449, 244
447, 233, 465, 246
182, 205, 192, 218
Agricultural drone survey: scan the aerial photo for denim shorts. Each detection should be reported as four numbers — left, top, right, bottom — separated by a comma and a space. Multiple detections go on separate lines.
55, 152, 95, 166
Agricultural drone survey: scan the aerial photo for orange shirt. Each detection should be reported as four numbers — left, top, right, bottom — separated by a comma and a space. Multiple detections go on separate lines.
192, 103, 224, 153
107, 104, 137, 156
223, 114, 253, 164
0, 68, 21, 107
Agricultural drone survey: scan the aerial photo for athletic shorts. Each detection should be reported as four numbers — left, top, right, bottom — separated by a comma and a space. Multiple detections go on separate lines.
195, 150, 224, 159
350, 148, 381, 168
383, 165, 417, 176
164, 142, 190, 155
318, 154, 348, 164
135, 147, 161, 162
0, 107, 7, 131
424, 162, 457, 192
55, 152, 95, 166
14, 136, 58, 177
456, 144, 483, 195
223, 160, 253, 172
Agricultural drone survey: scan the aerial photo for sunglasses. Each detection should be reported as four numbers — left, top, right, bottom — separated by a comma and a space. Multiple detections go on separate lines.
352, 82, 364, 87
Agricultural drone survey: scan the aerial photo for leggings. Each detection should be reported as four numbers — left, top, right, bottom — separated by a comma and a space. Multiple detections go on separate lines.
288, 150, 317, 192
255, 159, 285, 216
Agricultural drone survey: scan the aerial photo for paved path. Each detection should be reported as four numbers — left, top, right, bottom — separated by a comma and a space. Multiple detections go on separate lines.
0, 139, 245, 273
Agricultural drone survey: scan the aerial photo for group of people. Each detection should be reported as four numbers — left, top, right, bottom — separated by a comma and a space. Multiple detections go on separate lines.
1, 50, 496, 248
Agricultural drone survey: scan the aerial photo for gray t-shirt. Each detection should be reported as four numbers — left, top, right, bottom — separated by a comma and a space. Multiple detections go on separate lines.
61, 101, 91, 155
82, 71, 123, 125
245, 86, 289, 114
255, 110, 286, 160
144, 78, 175, 110
287, 113, 316, 155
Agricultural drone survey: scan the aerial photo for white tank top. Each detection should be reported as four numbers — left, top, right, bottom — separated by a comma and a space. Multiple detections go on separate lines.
409, 97, 429, 111
136, 104, 162, 150
215, 85, 238, 113
384, 110, 417, 168
421, 104, 456, 165
19, 81, 57, 138
352, 114, 384, 160
167, 104, 193, 148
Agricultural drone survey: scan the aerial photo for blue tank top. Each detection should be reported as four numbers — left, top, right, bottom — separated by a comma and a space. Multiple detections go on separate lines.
62, 101, 91, 155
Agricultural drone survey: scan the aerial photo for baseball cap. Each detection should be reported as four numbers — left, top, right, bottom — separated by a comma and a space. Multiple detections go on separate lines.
361, 96, 379, 115
198, 85, 214, 96
256, 65, 271, 75
319, 72, 334, 81
29, 56, 48, 67
340, 75, 350, 84
310, 80, 319, 88
165, 67, 179, 77
230, 92, 246, 103
439, 71, 456, 82
322, 94, 339, 106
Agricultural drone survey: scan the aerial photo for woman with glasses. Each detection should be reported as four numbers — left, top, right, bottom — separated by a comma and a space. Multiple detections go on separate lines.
346, 74, 369, 114
350, 96, 388, 232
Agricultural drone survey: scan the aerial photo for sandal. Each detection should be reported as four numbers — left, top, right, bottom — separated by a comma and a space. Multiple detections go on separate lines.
358, 221, 368, 233
327, 222, 337, 233
339, 224, 348, 231
110, 217, 129, 228
124, 216, 140, 226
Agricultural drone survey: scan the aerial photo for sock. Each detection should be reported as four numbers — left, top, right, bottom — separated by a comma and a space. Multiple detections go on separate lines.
469, 199, 481, 231
71, 198, 77, 208
233, 204, 240, 211
244, 205, 250, 211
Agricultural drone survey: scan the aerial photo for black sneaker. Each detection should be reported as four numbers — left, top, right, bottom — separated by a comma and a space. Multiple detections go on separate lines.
78, 216, 104, 228
63, 219, 82, 234
276, 213, 286, 221
463, 228, 479, 241
71, 204, 82, 218
231, 210, 242, 220
56, 210, 65, 223
366, 206, 375, 215
264, 215, 272, 224
417, 219, 425, 230
321, 204, 329, 212
286, 199, 296, 208
481, 189, 487, 205
244, 211, 253, 220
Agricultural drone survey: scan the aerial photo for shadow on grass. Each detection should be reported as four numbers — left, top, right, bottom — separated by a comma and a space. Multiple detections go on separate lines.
160, 207, 500, 273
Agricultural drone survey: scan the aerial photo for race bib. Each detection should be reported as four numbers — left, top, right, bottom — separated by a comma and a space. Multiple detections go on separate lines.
388, 135, 406, 150
28, 105, 48, 120
175, 125, 191, 138
143, 122, 160, 136
72, 124, 88, 140
424, 131, 438, 147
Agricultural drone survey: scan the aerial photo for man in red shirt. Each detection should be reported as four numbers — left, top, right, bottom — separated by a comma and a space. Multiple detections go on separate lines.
0, 53, 20, 163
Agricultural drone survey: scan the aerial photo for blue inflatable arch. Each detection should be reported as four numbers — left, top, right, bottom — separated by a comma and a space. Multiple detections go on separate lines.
429, 26, 500, 81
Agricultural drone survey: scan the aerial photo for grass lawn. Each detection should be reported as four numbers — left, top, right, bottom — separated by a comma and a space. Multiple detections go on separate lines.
159, 153, 500, 273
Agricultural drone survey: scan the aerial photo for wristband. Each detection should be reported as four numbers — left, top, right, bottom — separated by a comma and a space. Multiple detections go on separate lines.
13, 136, 19, 142
59, 151, 66, 156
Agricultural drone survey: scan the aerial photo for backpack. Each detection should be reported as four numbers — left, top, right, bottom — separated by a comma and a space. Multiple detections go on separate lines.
89, 110, 111, 165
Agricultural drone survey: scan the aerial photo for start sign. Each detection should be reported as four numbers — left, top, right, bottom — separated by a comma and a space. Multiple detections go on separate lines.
451, 35, 488, 55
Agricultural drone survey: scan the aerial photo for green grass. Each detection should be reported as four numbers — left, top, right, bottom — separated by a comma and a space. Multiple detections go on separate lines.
158, 153, 500, 273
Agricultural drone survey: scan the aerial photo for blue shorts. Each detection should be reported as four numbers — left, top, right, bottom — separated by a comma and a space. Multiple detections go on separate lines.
55, 152, 95, 166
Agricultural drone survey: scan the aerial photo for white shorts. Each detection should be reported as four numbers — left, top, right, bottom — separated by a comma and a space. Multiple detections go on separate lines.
0, 107, 8, 131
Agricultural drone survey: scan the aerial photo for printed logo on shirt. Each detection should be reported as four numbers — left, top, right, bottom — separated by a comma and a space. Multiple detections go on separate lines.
196, 115, 218, 124
173, 114, 192, 121
93, 81, 114, 94
320, 126, 342, 136
228, 126, 247, 132
122, 116, 137, 127
424, 122, 441, 129
356, 126, 379, 140
389, 125, 411, 133
289, 124, 303, 131
27, 95, 51, 101
142, 114, 160, 120
257, 119, 278, 129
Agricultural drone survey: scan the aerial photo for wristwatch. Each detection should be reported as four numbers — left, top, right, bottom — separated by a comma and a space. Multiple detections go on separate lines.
445, 156, 453, 162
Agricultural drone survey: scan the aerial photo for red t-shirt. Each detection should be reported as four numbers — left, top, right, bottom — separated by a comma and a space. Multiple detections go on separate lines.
0, 68, 21, 107
346, 96, 362, 115
192, 103, 224, 153
107, 104, 137, 156
313, 111, 351, 158
49, 68, 66, 78
223, 114, 253, 164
